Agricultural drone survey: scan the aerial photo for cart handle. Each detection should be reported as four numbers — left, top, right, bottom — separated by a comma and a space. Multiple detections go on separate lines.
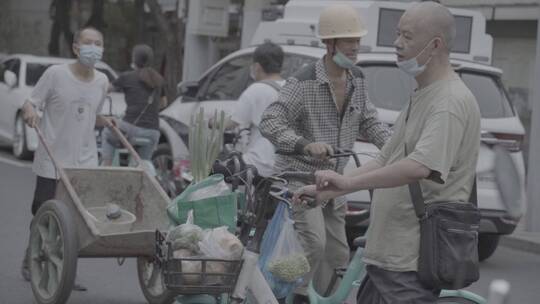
104, 119, 144, 167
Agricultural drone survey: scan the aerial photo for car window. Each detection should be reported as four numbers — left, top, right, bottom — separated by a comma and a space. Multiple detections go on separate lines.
360, 64, 415, 111
26, 63, 52, 86
460, 72, 514, 118
281, 54, 317, 78
360, 64, 514, 119
202, 55, 252, 101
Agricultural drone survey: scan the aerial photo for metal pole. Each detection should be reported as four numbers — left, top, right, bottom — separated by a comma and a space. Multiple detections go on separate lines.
525, 16, 540, 232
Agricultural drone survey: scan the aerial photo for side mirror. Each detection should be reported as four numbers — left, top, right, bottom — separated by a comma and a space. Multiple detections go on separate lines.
493, 146, 522, 218
4, 70, 17, 88
177, 81, 199, 98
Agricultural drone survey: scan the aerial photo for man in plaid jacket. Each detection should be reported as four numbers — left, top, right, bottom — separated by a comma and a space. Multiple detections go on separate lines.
260, 4, 391, 302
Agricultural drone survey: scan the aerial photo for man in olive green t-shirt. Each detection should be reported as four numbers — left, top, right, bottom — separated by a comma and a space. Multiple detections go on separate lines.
294, 2, 481, 303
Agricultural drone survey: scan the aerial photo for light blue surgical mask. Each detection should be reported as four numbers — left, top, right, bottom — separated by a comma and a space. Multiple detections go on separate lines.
78, 44, 103, 67
396, 39, 434, 77
332, 50, 355, 69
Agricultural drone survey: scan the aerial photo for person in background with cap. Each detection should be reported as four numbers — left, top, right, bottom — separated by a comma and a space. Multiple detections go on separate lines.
259, 4, 391, 302
100, 44, 167, 166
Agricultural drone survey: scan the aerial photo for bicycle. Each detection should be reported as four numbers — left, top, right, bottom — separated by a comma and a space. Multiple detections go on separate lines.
289, 145, 521, 304
154, 145, 518, 304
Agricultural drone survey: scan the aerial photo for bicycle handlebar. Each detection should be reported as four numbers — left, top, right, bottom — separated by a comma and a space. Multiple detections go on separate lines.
275, 146, 363, 168
268, 183, 316, 209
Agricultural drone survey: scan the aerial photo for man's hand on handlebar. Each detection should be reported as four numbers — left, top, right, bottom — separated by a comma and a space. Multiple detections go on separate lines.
292, 184, 337, 206
315, 170, 351, 191
303, 142, 334, 160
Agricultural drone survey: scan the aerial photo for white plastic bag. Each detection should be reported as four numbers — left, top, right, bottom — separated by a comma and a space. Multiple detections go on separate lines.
198, 226, 244, 285
266, 213, 310, 283
199, 226, 243, 260
188, 179, 230, 201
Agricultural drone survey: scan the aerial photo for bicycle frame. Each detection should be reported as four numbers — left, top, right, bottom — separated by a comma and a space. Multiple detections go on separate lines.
301, 246, 487, 304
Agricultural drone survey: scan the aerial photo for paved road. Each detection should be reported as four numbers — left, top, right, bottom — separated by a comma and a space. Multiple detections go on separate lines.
0, 151, 147, 304
0, 149, 539, 303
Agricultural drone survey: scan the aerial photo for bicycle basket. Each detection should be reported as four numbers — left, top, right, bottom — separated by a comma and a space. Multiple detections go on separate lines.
155, 231, 244, 295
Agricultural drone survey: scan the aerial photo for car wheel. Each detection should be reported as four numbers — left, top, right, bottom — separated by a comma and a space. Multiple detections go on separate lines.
13, 113, 32, 160
152, 143, 186, 198
478, 234, 500, 261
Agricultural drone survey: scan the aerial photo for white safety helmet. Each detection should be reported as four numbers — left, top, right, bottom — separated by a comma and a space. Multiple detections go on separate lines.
318, 4, 368, 39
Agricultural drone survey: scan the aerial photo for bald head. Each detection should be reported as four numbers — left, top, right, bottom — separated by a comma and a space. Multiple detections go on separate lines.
402, 1, 456, 52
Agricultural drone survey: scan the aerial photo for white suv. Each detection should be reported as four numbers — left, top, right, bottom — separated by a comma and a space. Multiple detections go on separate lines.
155, 44, 525, 261
0, 54, 125, 159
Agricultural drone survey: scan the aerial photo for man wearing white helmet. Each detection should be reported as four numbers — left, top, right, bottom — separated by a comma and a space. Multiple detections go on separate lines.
260, 4, 391, 302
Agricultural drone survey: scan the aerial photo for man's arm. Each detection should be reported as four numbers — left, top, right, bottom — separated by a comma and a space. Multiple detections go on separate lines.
344, 158, 383, 178
298, 158, 430, 203
259, 79, 308, 154
340, 158, 430, 191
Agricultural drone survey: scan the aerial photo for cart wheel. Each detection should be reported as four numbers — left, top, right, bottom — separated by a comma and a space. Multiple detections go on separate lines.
137, 256, 176, 304
29, 200, 78, 304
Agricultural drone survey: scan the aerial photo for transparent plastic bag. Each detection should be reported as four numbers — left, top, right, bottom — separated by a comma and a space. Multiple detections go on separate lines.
199, 226, 243, 260
259, 202, 310, 298
198, 226, 244, 285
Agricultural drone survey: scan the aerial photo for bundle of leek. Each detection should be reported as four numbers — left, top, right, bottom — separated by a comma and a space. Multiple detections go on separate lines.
188, 108, 225, 183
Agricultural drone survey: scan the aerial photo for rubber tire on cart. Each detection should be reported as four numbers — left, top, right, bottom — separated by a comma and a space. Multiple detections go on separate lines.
478, 234, 500, 261
437, 297, 481, 303
29, 200, 78, 304
13, 113, 32, 160
137, 256, 176, 304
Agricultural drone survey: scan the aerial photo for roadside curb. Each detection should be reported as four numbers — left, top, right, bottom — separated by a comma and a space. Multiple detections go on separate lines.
500, 234, 540, 255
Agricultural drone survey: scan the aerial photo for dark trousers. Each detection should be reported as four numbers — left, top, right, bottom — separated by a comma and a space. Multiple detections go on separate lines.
356, 265, 440, 304
24, 176, 58, 269
31, 176, 57, 215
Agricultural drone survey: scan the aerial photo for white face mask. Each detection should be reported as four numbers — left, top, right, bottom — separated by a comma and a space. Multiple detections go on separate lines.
396, 39, 434, 77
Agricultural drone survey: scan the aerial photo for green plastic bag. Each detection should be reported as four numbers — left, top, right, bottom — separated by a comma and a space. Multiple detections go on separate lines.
167, 174, 238, 233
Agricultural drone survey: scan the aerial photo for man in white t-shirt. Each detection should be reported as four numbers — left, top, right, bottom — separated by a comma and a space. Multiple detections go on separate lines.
214, 42, 285, 177
20, 27, 111, 291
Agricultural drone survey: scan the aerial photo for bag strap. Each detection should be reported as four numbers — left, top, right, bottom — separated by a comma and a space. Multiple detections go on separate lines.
132, 89, 157, 126
257, 80, 282, 93
404, 144, 427, 219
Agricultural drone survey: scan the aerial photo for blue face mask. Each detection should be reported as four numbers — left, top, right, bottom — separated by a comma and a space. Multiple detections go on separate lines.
78, 44, 103, 67
396, 39, 434, 77
332, 50, 355, 69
